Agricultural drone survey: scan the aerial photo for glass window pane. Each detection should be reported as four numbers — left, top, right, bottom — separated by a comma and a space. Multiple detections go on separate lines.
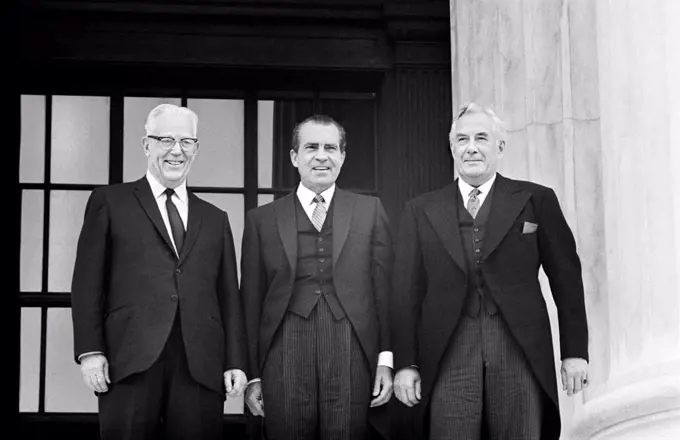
48, 190, 91, 292
51, 95, 110, 184
193, 194, 244, 278
45, 307, 98, 412
258, 194, 274, 207
123, 97, 182, 183
20, 307, 41, 412
20, 95, 45, 183
187, 99, 244, 188
21, 190, 44, 292
258, 101, 274, 188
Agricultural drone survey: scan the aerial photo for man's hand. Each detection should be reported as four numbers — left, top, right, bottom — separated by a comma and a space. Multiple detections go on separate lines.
393, 367, 421, 407
561, 357, 589, 396
245, 381, 265, 417
370, 365, 393, 407
224, 369, 247, 397
80, 354, 110, 393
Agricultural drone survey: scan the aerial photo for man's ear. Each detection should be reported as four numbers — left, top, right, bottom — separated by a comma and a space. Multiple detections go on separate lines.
290, 148, 298, 167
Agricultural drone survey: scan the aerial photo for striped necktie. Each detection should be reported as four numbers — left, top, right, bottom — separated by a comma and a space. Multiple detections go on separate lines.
467, 188, 481, 218
311, 194, 327, 231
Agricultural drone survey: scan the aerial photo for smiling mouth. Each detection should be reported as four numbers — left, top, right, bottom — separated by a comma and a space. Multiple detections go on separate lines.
165, 160, 184, 166
313, 167, 330, 171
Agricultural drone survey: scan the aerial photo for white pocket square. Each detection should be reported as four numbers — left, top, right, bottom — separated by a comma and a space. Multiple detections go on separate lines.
522, 221, 538, 234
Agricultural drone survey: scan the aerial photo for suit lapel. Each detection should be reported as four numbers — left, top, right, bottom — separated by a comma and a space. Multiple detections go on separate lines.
332, 189, 354, 265
179, 192, 203, 263
276, 193, 298, 271
482, 174, 531, 259
424, 182, 467, 274
133, 177, 176, 255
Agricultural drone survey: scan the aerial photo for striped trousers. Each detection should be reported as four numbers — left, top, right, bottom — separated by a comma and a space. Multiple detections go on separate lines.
430, 312, 544, 440
262, 297, 372, 440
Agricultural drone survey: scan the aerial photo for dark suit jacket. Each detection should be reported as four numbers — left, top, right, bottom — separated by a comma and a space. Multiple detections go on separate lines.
70, 176, 247, 396
391, 174, 589, 439
241, 187, 393, 438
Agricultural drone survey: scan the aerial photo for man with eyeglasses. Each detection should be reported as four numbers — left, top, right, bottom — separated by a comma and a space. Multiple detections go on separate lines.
70, 103, 248, 440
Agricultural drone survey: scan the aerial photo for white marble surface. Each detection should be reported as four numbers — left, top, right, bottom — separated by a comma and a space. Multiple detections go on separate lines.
450, 0, 680, 437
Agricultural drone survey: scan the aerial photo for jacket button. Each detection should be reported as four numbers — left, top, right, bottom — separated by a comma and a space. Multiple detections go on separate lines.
315, 290, 321, 295
176, 267, 181, 274
171, 294, 178, 301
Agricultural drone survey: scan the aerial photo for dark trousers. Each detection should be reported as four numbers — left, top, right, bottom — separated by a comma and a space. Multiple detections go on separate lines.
98, 313, 224, 440
262, 297, 372, 440
430, 312, 544, 440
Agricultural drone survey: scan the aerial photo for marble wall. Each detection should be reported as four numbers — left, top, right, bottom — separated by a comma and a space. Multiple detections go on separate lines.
450, 0, 680, 437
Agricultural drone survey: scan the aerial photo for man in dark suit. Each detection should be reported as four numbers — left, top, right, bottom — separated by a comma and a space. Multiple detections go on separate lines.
70, 103, 248, 440
391, 102, 590, 439
241, 114, 393, 440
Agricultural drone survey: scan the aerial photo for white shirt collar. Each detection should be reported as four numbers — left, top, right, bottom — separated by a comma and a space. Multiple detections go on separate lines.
146, 170, 188, 205
296, 182, 336, 206
458, 172, 497, 200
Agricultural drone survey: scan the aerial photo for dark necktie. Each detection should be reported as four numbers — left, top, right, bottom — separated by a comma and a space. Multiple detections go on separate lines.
467, 188, 481, 218
165, 188, 185, 254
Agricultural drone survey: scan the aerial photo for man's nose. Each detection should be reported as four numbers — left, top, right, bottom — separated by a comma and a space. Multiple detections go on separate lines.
465, 141, 480, 154
169, 142, 183, 154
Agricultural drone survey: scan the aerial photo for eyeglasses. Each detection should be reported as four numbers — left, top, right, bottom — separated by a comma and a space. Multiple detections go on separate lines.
147, 135, 199, 153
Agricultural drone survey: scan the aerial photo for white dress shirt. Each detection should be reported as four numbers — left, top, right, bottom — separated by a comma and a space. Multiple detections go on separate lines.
458, 172, 497, 209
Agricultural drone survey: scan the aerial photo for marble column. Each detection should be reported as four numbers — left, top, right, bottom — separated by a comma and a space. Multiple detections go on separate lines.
450, 0, 680, 437
567, 0, 680, 437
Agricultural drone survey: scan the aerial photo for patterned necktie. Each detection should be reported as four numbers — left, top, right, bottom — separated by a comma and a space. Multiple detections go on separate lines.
467, 188, 482, 218
311, 194, 327, 232
165, 188, 185, 254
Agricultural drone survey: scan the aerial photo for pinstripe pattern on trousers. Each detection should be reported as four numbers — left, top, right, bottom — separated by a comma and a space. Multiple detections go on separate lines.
429, 311, 544, 440
262, 297, 372, 440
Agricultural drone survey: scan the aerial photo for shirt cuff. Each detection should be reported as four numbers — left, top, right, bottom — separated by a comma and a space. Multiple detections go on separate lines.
377, 351, 393, 368
78, 351, 104, 362
247, 378, 261, 385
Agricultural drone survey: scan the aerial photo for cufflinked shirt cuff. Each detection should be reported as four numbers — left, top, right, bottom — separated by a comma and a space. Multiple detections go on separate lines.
377, 351, 393, 369
247, 378, 261, 385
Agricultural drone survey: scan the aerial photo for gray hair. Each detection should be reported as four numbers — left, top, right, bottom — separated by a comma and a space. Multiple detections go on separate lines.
449, 102, 506, 144
144, 103, 199, 136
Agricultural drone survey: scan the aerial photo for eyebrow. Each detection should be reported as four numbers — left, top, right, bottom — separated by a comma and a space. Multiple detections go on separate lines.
304, 142, 338, 147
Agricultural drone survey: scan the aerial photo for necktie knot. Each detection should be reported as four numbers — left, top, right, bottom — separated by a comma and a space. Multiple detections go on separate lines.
165, 188, 175, 199
314, 194, 325, 204
469, 188, 481, 199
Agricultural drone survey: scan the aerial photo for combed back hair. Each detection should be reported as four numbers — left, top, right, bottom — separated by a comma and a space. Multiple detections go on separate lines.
144, 103, 199, 137
291, 114, 347, 153
449, 102, 506, 144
